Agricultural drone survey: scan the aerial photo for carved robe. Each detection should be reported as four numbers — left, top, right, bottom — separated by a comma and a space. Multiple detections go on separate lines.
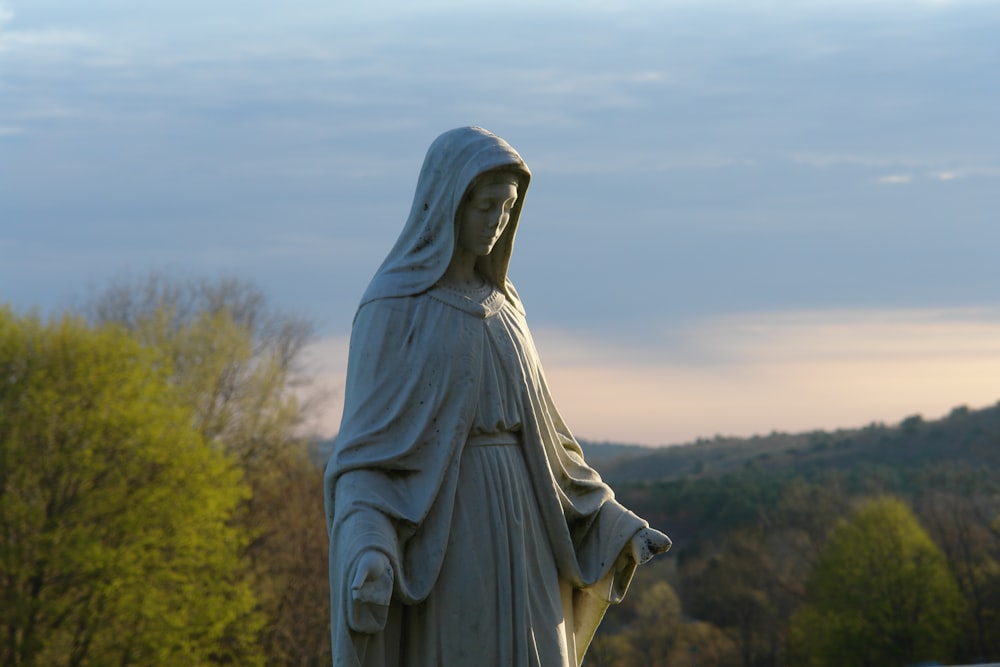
325, 127, 646, 667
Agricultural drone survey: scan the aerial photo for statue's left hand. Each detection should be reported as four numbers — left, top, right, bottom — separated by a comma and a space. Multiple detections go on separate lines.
630, 527, 671, 564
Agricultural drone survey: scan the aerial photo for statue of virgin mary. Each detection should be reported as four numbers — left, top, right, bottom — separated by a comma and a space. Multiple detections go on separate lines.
325, 126, 670, 667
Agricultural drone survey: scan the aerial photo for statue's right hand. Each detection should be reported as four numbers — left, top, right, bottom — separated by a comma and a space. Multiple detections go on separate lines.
348, 550, 393, 634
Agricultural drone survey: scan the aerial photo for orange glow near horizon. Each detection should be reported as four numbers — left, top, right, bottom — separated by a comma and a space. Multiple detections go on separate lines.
303, 307, 1000, 447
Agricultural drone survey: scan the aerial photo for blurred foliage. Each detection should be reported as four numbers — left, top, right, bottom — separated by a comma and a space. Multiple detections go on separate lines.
1, 273, 332, 667
0, 308, 261, 666
85, 273, 313, 467
84, 274, 331, 666
788, 497, 963, 667
586, 403, 1000, 667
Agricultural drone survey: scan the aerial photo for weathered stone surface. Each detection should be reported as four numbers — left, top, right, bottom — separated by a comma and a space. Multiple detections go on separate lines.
325, 127, 670, 667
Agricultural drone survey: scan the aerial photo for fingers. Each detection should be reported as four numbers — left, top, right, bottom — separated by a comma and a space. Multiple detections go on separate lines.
647, 528, 672, 554
350, 564, 369, 592
631, 527, 672, 564
351, 551, 390, 591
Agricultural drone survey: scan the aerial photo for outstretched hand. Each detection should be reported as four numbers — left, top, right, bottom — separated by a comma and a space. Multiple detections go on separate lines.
630, 527, 672, 564
348, 550, 393, 634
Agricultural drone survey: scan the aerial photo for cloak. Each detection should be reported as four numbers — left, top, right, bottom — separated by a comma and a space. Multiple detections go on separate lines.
325, 127, 647, 666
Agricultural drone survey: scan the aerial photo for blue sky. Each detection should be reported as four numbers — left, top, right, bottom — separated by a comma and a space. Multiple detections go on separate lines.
3, 0, 999, 445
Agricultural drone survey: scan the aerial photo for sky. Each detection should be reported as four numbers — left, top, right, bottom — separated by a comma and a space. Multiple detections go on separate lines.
2, 0, 999, 446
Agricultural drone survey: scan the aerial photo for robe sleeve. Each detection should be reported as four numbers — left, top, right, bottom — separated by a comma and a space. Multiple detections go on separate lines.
544, 387, 648, 660
325, 296, 481, 666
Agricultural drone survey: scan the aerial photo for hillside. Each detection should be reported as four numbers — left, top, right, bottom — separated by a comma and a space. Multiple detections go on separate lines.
585, 401, 1000, 487
323, 402, 1000, 491
583, 402, 1000, 665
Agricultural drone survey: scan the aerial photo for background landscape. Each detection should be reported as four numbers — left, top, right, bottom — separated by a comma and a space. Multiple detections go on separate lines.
4, 282, 998, 665
3, 0, 998, 665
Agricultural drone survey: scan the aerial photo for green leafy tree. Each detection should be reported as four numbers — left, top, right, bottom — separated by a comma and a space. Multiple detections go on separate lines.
86, 274, 313, 466
0, 308, 263, 666
587, 581, 737, 667
587, 629, 642, 667
789, 496, 963, 667
631, 580, 684, 665
85, 275, 331, 666
672, 620, 739, 667
587, 581, 681, 667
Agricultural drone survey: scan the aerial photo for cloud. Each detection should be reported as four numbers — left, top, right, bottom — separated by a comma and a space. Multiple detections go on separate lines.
792, 153, 1000, 185
875, 174, 912, 184
516, 68, 668, 102
928, 166, 1000, 181
879, 165, 1000, 184
791, 152, 974, 170
298, 307, 1000, 446
533, 151, 753, 176
0, 27, 97, 54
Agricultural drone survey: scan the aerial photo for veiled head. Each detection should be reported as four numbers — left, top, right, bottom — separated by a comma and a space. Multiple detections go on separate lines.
359, 127, 531, 310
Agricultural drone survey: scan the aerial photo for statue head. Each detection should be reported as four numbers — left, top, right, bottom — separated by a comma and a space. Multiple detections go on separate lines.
360, 127, 531, 310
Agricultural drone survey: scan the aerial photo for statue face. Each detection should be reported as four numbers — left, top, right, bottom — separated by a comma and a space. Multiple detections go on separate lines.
456, 181, 518, 257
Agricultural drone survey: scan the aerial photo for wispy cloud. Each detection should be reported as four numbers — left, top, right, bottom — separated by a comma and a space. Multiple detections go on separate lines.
792, 152, 966, 170
792, 153, 1000, 184
516, 68, 668, 103
875, 174, 912, 184
0, 27, 97, 54
534, 151, 754, 176
928, 165, 1000, 181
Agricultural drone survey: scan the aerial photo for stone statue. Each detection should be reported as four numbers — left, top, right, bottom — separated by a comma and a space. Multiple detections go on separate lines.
325, 126, 671, 667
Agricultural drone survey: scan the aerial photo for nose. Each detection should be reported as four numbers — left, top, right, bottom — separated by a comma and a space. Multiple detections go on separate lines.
488, 207, 506, 230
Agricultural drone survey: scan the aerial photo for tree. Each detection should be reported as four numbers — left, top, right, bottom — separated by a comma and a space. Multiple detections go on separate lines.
84, 274, 331, 666
85, 274, 313, 467
631, 580, 684, 665
245, 443, 331, 666
587, 577, 738, 667
919, 491, 1000, 662
789, 496, 963, 667
0, 308, 262, 666
671, 620, 739, 667
684, 530, 782, 667
587, 580, 683, 667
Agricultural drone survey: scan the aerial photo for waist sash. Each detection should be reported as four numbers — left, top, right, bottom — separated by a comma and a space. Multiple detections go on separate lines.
466, 431, 520, 448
